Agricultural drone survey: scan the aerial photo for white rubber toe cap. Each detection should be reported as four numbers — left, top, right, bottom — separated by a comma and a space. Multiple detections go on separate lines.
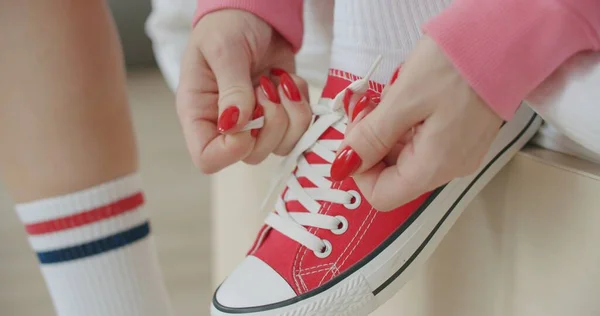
215, 255, 296, 308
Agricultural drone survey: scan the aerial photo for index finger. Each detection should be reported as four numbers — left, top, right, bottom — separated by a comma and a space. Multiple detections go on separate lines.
176, 46, 254, 173
352, 126, 442, 211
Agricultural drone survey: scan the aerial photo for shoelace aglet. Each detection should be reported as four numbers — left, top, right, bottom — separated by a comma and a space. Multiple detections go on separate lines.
332, 55, 383, 111
352, 54, 382, 93
364, 55, 383, 80
239, 117, 265, 132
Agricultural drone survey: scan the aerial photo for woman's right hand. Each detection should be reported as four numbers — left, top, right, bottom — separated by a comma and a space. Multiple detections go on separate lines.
177, 10, 312, 173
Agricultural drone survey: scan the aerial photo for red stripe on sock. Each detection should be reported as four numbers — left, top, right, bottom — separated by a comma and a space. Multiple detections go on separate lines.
25, 192, 144, 235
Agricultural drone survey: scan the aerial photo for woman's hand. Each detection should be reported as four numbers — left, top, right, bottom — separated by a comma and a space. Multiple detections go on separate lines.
331, 36, 503, 211
177, 10, 311, 173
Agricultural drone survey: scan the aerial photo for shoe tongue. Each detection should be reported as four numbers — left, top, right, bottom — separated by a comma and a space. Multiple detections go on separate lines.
285, 124, 344, 212
304, 126, 344, 164
303, 74, 353, 164
284, 77, 351, 212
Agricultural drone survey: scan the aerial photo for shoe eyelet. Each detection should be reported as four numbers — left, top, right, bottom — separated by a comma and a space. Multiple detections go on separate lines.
331, 216, 348, 235
344, 190, 362, 210
314, 240, 332, 258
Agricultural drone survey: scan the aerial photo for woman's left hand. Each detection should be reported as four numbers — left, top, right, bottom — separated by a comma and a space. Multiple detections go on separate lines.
331, 36, 503, 211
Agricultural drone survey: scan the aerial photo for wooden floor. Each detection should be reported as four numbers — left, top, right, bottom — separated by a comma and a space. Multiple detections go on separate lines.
0, 69, 212, 315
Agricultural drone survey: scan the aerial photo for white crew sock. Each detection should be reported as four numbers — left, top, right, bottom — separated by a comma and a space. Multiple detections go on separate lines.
295, 0, 335, 88
15, 174, 173, 316
330, 0, 450, 82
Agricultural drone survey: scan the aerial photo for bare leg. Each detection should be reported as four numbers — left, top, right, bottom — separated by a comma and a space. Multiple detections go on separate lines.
0, 0, 136, 201
0, 1, 173, 315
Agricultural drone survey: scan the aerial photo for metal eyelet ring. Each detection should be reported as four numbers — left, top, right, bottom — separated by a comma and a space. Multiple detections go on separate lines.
331, 216, 348, 235
314, 240, 333, 258
344, 190, 362, 210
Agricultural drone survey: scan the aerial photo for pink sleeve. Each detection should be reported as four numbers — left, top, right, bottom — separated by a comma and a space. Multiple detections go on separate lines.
423, 0, 600, 120
194, 0, 304, 52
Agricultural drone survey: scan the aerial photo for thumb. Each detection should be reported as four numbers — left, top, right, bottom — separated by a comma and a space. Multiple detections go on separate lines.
330, 94, 421, 182
204, 40, 256, 134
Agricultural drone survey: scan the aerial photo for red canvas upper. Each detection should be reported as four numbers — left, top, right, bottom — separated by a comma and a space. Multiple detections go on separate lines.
250, 69, 432, 295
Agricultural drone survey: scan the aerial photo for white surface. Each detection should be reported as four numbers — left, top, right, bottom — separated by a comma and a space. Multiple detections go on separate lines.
216, 256, 296, 308
330, 0, 451, 84
294, 0, 334, 88
527, 52, 600, 159
145, 0, 196, 91
532, 123, 600, 164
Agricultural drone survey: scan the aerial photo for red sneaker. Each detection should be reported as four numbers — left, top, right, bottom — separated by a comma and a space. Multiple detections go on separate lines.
212, 61, 542, 316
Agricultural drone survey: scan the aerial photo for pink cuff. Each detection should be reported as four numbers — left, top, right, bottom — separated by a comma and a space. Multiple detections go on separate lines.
194, 0, 304, 53
424, 0, 600, 120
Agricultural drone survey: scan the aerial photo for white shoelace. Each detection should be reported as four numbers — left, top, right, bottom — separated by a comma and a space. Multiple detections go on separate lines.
245, 57, 382, 256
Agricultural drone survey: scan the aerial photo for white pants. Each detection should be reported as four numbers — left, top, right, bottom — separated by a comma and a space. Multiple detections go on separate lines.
527, 52, 600, 163
145, 0, 196, 92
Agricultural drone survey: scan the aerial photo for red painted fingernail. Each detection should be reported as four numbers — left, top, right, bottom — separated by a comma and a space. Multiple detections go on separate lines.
389, 67, 400, 85
280, 73, 302, 102
270, 68, 286, 76
343, 89, 353, 114
251, 104, 264, 137
351, 95, 371, 122
252, 103, 264, 119
330, 146, 362, 181
217, 106, 240, 133
365, 90, 376, 97
259, 76, 280, 103
365, 90, 380, 104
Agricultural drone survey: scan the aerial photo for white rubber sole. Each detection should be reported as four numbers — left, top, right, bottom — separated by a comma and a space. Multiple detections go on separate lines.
212, 105, 542, 316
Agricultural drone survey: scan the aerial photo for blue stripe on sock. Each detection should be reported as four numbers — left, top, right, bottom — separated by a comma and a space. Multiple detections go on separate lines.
37, 222, 150, 264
